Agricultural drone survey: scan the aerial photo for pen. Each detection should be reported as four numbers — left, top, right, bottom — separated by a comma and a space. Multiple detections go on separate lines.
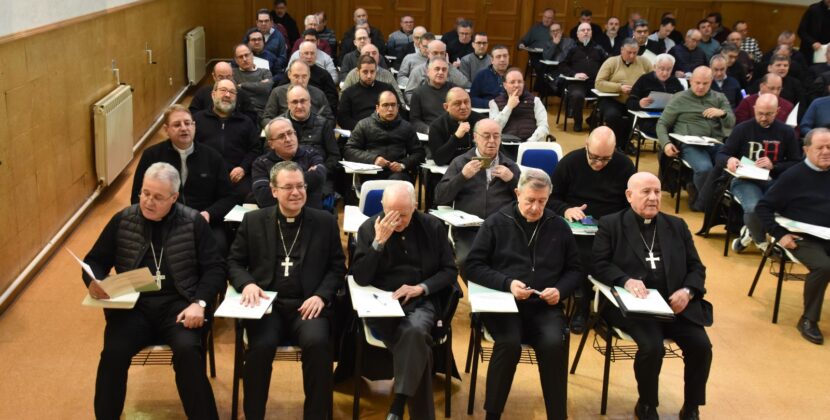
372, 293, 388, 306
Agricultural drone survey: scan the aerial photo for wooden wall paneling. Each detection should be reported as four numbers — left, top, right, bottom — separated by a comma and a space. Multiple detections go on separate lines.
394, 0, 432, 39
441, 0, 477, 36
559, 0, 614, 37
614, 1, 711, 38
717, 2, 809, 53
480, 0, 525, 66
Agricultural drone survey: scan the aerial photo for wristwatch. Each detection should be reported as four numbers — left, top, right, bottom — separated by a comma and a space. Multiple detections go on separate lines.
372, 239, 385, 252
682, 287, 694, 298
195, 299, 207, 308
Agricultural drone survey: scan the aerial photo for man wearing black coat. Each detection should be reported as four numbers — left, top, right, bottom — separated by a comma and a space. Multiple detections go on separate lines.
189, 61, 259, 126
228, 161, 345, 419
593, 172, 713, 420
428, 87, 482, 165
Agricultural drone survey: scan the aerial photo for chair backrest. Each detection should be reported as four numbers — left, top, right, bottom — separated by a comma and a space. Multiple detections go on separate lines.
517, 142, 563, 177
358, 180, 408, 217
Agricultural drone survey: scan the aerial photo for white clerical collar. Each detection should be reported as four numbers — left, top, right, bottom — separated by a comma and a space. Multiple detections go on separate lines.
804, 158, 828, 172
173, 142, 194, 156
643, 218, 653, 224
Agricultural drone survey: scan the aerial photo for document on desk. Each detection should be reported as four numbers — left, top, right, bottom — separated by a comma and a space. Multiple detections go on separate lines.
334, 128, 351, 138
347, 276, 404, 317
612, 287, 675, 320
429, 209, 484, 227
68, 248, 159, 297
539, 60, 559, 66
565, 219, 598, 235
468, 282, 519, 313
640, 49, 658, 65
224, 205, 255, 222
733, 157, 770, 181
343, 205, 370, 233
775, 216, 830, 240
669, 134, 722, 146
340, 160, 382, 172
644, 92, 673, 109
82, 292, 140, 309
214, 286, 277, 319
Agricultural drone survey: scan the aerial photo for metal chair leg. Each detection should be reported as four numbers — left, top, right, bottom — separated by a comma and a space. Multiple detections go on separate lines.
445, 329, 452, 418
465, 316, 475, 374
749, 249, 771, 296
467, 325, 480, 415
600, 328, 613, 415
773, 254, 786, 324
353, 323, 364, 420
231, 321, 243, 420
675, 161, 682, 214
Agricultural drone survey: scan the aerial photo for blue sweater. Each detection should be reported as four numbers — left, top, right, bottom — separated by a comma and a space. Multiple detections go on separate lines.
800, 96, 830, 136
711, 76, 743, 109
470, 66, 506, 108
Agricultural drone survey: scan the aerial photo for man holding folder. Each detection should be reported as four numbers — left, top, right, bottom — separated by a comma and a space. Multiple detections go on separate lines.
593, 172, 712, 420
83, 162, 225, 419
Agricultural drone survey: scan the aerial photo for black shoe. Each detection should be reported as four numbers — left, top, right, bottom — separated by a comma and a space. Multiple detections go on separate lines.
385, 413, 402, 420
624, 142, 637, 156
573, 121, 583, 132
797, 316, 824, 344
570, 312, 587, 335
679, 406, 700, 420
686, 182, 700, 211
634, 401, 659, 420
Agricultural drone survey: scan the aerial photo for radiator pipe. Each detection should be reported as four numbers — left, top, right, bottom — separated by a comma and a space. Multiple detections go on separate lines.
0, 84, 191, 312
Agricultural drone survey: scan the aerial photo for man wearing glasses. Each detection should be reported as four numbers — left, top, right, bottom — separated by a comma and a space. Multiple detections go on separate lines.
132, 105, 236, 253
547, 126, 636, 333
252, 117, 327, 209
228, 160, 346, 418
459, 32, 492, 83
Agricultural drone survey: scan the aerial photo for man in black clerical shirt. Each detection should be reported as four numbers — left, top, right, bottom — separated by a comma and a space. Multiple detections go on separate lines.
351, 182, 458, 420
465, 168, 582, 420
228, 161, 346, 418
548, 127, 635, 333
593, 172, 713, 420
84, 162, 225, 419
428, 87, 483, 165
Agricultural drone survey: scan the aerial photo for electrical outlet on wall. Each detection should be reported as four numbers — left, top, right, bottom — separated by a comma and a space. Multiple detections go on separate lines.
169, 77, 173, 86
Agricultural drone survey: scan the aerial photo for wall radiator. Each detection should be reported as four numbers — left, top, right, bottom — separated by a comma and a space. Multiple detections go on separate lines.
92, 84, 134, 187
186, 26, 206, 86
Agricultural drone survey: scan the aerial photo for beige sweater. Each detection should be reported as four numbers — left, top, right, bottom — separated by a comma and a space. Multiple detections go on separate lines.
595, 56, 652, 103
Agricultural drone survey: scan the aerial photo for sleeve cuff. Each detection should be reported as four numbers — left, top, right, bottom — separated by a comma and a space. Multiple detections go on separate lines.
418, 283, 430, 296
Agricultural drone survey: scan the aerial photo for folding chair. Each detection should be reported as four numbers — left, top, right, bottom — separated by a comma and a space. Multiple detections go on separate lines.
516, 142, 563, 178
359, 180, 409, 217
570, 277, 682, 415
748, 243, 805, 324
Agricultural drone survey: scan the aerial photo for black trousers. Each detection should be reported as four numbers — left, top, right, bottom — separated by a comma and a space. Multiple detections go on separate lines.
573, 234, 597, 315
567, 82, 590, 124
605, 307, 712, 407
481, 301, 569, 420
365, 298, 437, 420
598, 99, 631, 149
243, 299, 332, 420
789, 238, 830, 323
94, 295, 218, 420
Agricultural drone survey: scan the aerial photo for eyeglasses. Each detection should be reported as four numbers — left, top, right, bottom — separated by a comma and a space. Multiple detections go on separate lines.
274, 184, 307, 192
269, 129, 296, 142
475, 132, 501, 141
289, 98, 309, 105
216, 87, 237, 96
169, 120, 195, 128
379, 102, 398, 109
139, 190, 175, 203
586, 150, 613, 163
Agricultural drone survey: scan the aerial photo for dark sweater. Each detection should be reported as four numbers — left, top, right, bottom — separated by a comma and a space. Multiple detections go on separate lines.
189, 84, 259, 126
626, 72, 685, 110
337, 80, 395, 130
716, 119, 802, 178
711, 76, 744, 109
669, 44, 707, 74
427, 111, 484, 165
547, 148, 635, 218
410, 82, 453, 134
192, 108, 261, 173
559, 41, 607, 81
756, 161, 830, 241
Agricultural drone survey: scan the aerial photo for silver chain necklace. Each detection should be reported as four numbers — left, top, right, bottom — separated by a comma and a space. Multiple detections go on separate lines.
277, 217, 303, 277
639, 225, 661, 270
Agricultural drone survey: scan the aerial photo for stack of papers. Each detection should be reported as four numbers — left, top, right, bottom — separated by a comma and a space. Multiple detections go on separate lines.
732, 156, 770, 181
670, 134, 722, 146
775, 216, 830, 240
467, 282, 518, 313
347, 276, 404, 317
82, 292, 140, 309
224, 205, 256, 222
340, 161, 382, 173
612, 287, 675, 320
644, 92, 673, 109
343, 205, 370, 233
70, 248, 159, 309
429, 209, 485, 227
214, 286, 277, 319
565, 219, 598, 235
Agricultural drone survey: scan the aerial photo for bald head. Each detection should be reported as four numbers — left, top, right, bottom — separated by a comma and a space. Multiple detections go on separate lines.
381, 182, 417, 231
690, 66, 713, 96
212, 61, 233, 82
627, 172, 660, 190
444, 87, 472, 121
754, 93, 779, 128
626, 172, 662, 219
299, 41, 317, 65
413, 26, 426, 38
586, 127, 616, 170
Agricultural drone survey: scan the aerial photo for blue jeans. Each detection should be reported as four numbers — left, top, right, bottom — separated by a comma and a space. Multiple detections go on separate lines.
680, 143, 722, 207
730, 177, 774, 243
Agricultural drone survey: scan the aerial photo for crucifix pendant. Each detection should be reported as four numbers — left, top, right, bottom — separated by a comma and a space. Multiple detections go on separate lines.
155, 270, 166, 284
645, 251, 660, 270
281, 256, 293, 277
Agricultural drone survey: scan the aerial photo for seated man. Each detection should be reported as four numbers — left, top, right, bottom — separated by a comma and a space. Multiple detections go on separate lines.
341, 43, 406, 105
393, 26, 427, 68
447, 19, 475, 63
386, 15, 415, 58
337, 55, 396, 130
288, 30, 338, 83
261, 60, 334, 127
800, 95, 830, 136
657, 66, 735, 211
429, 87, 483, 165
410, 57, 454, 133
722, 35, 753, 89
464, 168, 582, 420
295, 41, 339, 114
314, 11, 338, 57
245, 9, 288, 80
669, 29, 707, 79
648, 17, 677, 54
541, 22, 575, 63
749, 54, 805, 106
193, 79, 262, 199
718, 93, 801, 252
596, 16, 624, 56
519, 8, 556, 50
340, 14, 385, 60
569, 9, 603, 41
398, 30, 433, 86
470, 45, 510, 108
626, 53, 685, 135
489, 68, 549, 146
247, 29, 283, 79
593, 172, 713, 420
556, 22, 608, 132
344, 91, 425, 183
709, 54, 743, 109
290, 16, 333, 55
271, 1, 299, 45
85, 162, 224, 420
282, 85, 340, 175
132, 105, 236, 252
632, 19, 661, 56
405, 39, 471, 102
189, 61, 258, 124
351, 182, 457, 420
459, 32, 492, 83
756, 128, 830, 345
735, 20, 763, 63
340, 27, 389, 81
547, 127, 635, 333
232, 43, 274, 118
435, 118, 521, 266
596, 39, 653, 152
696, 19, 721, 61
251, 117, 326, 209
735, 73, 793, 124
229, 161, 345, 419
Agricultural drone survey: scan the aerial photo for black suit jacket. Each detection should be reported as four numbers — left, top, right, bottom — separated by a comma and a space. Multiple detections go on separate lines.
227, 206, 346, 304
593, 209, 713, 327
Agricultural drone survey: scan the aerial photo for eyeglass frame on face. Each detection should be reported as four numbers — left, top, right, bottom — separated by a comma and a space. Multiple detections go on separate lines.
215, 87, 237, 96
379, 102, 398, 109
288, 98, 309, 106
268, 129, 297, 142
273, 183, 308, 192
139, 190, 176, 204
586, 148, 613, 163
475, 131, 501, 141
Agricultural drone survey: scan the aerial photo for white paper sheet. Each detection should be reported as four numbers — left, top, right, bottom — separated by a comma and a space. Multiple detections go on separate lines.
82, 292, 140, 309
340, 160, 382, 173
224, 205, 255, 222
429, 209, 484, 227
775, 216, 830, 240
343, 205, 370, 234
644, 91, 673, 109
613, 286, 674, 316
214, 287, 277, 319
347, 276, 405, 317
467, 282, 519, 313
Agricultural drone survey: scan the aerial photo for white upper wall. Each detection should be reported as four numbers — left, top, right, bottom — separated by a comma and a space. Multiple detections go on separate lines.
0, 0, 139, 38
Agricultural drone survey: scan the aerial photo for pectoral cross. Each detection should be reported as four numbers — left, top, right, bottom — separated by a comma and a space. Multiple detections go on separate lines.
281, 256, 293, 277
155, 270, 166, 286
645, 252, 660, 270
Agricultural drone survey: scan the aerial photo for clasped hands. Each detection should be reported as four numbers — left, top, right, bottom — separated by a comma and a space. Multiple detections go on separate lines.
510, 279, 560, 305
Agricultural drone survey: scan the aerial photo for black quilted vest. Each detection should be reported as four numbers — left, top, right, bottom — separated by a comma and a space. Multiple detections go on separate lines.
493, 91, 537, 140
114, 204, 200, 300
